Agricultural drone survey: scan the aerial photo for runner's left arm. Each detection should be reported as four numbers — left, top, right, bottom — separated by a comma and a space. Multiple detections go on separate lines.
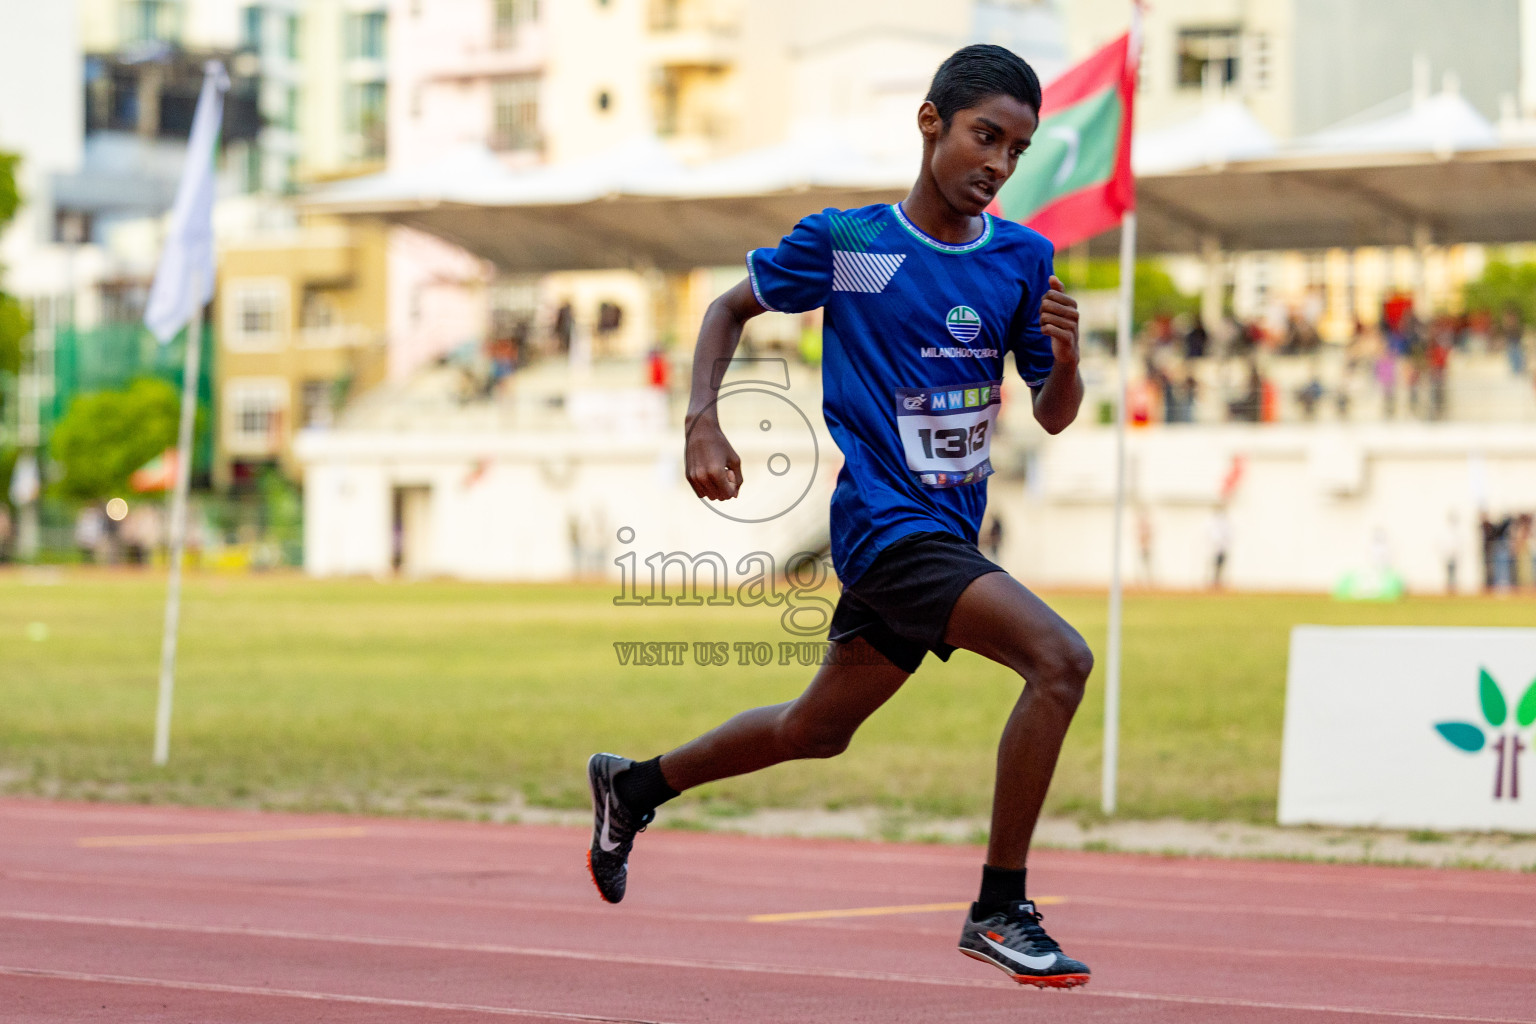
1030, 275, 1083, 435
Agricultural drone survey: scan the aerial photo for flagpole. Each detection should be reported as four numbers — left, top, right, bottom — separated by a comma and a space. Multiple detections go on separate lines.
1102, 211, 1136, 815
1100, 210, 1141, 817
153, 304, 202, 766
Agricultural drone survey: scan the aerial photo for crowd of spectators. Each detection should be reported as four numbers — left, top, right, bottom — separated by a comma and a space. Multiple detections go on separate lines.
1127, 295, 1533, 425
1482, 511, 1536, 592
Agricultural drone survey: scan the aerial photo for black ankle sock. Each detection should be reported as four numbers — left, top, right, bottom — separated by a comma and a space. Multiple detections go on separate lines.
614, 756, 679, 814
973, 865, 1027, 920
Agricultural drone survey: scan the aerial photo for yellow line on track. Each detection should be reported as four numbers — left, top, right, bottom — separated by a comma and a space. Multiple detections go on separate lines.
749, 895, 1063, 923
77, 826, 368, 849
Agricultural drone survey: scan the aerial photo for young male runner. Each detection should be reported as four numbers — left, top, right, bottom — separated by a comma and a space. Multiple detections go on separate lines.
588, 44, 1093, 988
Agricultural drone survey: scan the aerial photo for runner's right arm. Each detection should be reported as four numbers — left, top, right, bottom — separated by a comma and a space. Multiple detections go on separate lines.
684, 279, 767, 502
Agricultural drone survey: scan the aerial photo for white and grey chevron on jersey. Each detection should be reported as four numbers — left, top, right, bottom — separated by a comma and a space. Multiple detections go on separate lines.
831, 251, 906, 293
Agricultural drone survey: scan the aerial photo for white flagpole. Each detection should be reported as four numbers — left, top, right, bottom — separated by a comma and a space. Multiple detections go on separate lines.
1102, 2, 1142, 816
153, 307, 202, 765
145, 60, 226, 765
1101, 209, 1136, 815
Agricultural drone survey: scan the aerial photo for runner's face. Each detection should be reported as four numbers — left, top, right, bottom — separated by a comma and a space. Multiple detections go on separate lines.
923, 94, 1039, 216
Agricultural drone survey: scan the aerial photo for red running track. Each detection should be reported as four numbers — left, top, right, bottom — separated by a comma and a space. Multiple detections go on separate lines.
1, 798, 1533, 1023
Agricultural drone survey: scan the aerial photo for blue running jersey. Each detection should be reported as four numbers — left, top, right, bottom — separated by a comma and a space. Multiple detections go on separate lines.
746, 202, 1056, 585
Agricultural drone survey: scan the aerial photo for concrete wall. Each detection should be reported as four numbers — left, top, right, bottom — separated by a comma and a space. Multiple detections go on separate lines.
298, 384, 840, 582
991, 424, 1536, 593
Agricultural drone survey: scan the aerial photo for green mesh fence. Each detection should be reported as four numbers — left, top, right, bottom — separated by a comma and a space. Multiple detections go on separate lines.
50, 321, 215, 472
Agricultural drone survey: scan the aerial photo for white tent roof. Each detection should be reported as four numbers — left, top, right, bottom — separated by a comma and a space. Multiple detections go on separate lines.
1291, 91, 1498, 157
1132, 101, 1278, 175
306, 96, 1536, 266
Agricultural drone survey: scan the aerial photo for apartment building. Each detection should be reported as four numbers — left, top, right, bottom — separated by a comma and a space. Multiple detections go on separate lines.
381, 0, 1071, 379
1064, 0, 1532, 336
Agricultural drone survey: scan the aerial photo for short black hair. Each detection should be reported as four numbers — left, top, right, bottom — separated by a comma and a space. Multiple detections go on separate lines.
926, 44, 1042, 124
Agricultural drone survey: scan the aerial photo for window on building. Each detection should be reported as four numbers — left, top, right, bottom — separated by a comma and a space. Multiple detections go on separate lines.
299, 287, 336, 331
493, 0, 538, 48
284, 12, 301, 59
346, 81, 387, 159
241, 5, 262, 49
596, 89, 612, 112
244, 143, 262, 193
300, 380, 335, 428
1176, 26, 1241, 89
655, 68, 681, 136
241, 295, 275, 336
346, 11, 387, 60
125, 0, 178, 44
651, 0, 682, 31
282, 86, 300, 132
226, 280, 286, 350
1246, 32, 1271, 91
491, 77, 540, 151
226, 379, 289, 451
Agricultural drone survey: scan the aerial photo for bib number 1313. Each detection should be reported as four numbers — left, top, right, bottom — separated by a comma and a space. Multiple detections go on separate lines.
915, 422, 989, 460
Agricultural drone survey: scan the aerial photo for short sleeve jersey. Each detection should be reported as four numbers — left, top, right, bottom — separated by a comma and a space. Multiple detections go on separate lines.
746, 202, 1056, 585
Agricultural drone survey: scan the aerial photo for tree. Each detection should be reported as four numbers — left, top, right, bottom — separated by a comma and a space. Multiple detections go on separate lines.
1052, 257, 1199, 333
0, 151, 24, 384
0, 151, 19, 228
1462, 260, 1536, 324
0, 293, 27, 376
49, 378, 181, 502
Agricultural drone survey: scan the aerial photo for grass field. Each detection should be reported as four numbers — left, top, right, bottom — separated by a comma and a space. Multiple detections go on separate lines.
2, 569, 1531, 824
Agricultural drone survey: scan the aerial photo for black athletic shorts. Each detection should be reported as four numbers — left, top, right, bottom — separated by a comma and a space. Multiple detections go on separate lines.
828, 531, 1005, 674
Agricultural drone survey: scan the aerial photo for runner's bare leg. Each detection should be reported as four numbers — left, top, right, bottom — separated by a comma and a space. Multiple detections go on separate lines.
658, 637, 910, 791
944, 572, 1093, 869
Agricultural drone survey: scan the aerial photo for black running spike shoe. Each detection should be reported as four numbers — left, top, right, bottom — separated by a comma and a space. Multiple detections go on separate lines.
958, 900, 1091, 988
586, 753, 654, 904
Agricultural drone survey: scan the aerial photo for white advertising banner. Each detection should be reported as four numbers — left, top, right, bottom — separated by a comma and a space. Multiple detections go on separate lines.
1279, 627, 1536, 833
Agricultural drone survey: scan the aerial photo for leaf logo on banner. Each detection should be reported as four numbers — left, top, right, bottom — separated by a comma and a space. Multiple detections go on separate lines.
1433, 669, 1535, 800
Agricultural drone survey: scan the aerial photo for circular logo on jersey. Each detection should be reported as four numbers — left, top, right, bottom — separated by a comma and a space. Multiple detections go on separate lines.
946, 305, 982, 343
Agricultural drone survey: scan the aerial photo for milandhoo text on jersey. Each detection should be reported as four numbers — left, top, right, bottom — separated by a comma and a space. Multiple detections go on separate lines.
921, 346, 1000, 358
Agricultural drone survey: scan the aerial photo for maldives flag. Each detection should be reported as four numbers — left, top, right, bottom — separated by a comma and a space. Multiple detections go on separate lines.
992, 33, 1136, 249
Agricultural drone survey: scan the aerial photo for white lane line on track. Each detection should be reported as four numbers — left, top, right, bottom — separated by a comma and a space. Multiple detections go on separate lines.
3, 910, 1533, 1023
11, 863, 1534, 934
0, 965, 671, 1023
1068, 893, 1536, 930
0, 869, 745, 925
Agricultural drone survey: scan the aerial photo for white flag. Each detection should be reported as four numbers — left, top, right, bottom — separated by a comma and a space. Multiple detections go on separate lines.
144, 61, 229, 344
8, 453, 39, 506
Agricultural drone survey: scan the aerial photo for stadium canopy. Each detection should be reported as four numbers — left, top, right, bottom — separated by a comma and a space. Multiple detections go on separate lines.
304, 98, 1536, 269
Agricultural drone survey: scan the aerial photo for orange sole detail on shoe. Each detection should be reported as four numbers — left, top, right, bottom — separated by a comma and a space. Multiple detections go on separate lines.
1013, 972, 1089, 989
959, 947, 1088, 989
585, 849, 620, 904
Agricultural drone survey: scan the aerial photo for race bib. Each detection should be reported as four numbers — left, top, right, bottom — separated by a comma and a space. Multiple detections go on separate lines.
894, 381, 1001, 488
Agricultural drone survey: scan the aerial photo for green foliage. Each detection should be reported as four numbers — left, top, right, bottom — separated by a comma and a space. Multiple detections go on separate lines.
1479, 668, 1507, 726
0, 445, 14, 510
1434, 722, 1486, 752
0, 151, 19, 229
1052, 257, 1199, 332
0, 152, 26, 379
1461, 260, 1536, 322
0, 292, 30, 376
260, 469, 304, 565
48, 378, 180, 502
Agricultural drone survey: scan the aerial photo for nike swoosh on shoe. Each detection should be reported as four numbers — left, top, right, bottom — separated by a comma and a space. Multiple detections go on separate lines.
598, 803, 620, 853
980, 934, 1058, 970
